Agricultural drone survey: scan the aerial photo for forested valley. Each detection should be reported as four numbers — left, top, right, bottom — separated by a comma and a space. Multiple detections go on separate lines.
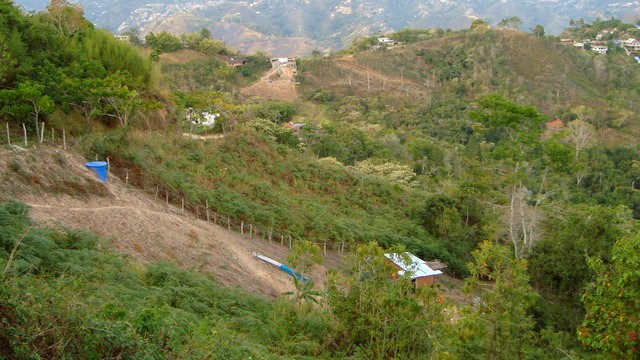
1, 1, 640, 358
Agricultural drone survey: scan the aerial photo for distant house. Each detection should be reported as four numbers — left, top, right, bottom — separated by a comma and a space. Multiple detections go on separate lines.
384, 252, 443, 287
573, 42, 584, 49
226, 58, 248, 67
114, 35, 129, 42
378, 37, 395, 46
591, 45, 608, 55
270, 57, 296, 70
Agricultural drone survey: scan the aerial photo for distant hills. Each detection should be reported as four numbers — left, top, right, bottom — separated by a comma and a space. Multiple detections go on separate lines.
15, 0, 640, 55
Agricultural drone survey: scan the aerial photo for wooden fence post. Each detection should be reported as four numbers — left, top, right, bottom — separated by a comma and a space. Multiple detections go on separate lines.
214, 212, 218, 225
205, 200, 210, 223
125, 170, 129, 186
40, 122, 44, 143
51, 128, 54, 143
106, 157, 110, 174
62, 129, 66, 150
249, 224, 253, 238
181, 198, 185, 214
155, 186, 159, 200
165, 190, 169, 206
6, 123, 10, 146
324, 243, 327, 257
289, 236, 292, 250
240, 221, 244, 234
196, 206, 199, 220
269, 229, 273, 244
227, 217, 231, 230
22, 123, 27, 146
280, 234, 284, 246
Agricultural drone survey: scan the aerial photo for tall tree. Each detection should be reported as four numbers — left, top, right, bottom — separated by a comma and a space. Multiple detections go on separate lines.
470, 95, 546, 259
456, 241, 540, 359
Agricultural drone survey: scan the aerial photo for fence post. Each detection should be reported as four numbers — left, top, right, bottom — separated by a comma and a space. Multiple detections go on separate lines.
269, 229, 273, 244
106, 157, 110, 174
181, 198, 185, 214
6, 123, 10, 146
155, 186, 159, 200
289, 236, 292, 250
324, 243, 327, 257
51, 127, 54, 143
241, 221, 244, 234
125, 170, 129, 186
165, 190, 169, 206
249, 224, 253, 238
214, 212, 218, 225
227, 217, 231, 230
22, 123, 27, 146
205, 200, 210, 223
40, 122, 44, 143
62, 129, 66, 150
280, 234, 284, 246
196, 205, 199, 220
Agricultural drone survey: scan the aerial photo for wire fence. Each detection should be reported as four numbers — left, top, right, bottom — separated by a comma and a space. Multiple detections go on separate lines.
2, 121, 69, 150
133, 182, 349, 257
3, 121, 346, 257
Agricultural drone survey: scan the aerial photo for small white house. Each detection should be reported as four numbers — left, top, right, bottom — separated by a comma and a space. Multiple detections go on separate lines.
591, 45, 608, 55
378, 37, 395, 46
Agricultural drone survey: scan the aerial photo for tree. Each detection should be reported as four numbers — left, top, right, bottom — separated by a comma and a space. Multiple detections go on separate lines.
102, 78, 141, 128
567, 119, 596, 159
579, 234, 640, 358
470, 95, 547, 259
44, 0, 89, 37
498, 17, 522, 31
0, 80, 54, 128
287, 240, 323, 274
470, 19, 490, 31
532, 25, 545, 38
456, 241, 540, 359
123, 27, 142, 46
199, 27, 211, 39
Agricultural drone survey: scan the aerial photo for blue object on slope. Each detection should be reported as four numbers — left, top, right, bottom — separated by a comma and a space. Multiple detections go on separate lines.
85, 161, 108, 182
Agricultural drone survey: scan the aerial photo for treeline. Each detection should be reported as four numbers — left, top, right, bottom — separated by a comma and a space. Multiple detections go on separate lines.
0, 0, 156, 133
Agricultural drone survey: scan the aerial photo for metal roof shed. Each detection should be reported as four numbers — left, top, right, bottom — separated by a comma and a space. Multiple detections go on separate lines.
384, 252, 443, 287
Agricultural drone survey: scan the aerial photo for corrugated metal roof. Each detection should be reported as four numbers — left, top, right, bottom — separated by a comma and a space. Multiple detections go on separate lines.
384, 252, 443, 279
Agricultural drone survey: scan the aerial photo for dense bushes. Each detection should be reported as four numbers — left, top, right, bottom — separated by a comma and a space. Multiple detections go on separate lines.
0, 201, 335, 359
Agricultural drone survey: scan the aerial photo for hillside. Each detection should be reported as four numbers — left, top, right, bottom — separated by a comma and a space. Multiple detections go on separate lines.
3, 2, 640, 356
0, 145, 334, 299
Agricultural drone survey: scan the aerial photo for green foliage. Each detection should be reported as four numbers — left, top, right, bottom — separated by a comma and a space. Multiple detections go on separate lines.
0, 201, 334, 359
287, 240, 323, 273
327, 243, 447, 359
455, 241, 540, 359
579, 234, 640, 358
529, 204, 634, 331
145, 31, 183, 53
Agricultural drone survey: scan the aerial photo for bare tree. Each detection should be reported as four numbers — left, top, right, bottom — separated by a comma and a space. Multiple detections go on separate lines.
567, 119, 596, 159
506, 183, 545, 259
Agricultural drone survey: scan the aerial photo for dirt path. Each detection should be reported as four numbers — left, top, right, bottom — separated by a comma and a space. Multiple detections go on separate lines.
0, 146, 334, 299
241, 66, 299, 101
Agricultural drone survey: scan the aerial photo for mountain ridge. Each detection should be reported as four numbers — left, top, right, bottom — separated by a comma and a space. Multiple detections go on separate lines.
15, 0, 640, 56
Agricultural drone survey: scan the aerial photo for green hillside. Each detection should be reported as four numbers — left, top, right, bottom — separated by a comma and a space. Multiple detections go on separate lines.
2, 1, 640, 358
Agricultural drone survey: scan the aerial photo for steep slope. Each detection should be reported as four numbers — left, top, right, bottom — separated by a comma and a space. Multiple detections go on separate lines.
0, 145, 333, 298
